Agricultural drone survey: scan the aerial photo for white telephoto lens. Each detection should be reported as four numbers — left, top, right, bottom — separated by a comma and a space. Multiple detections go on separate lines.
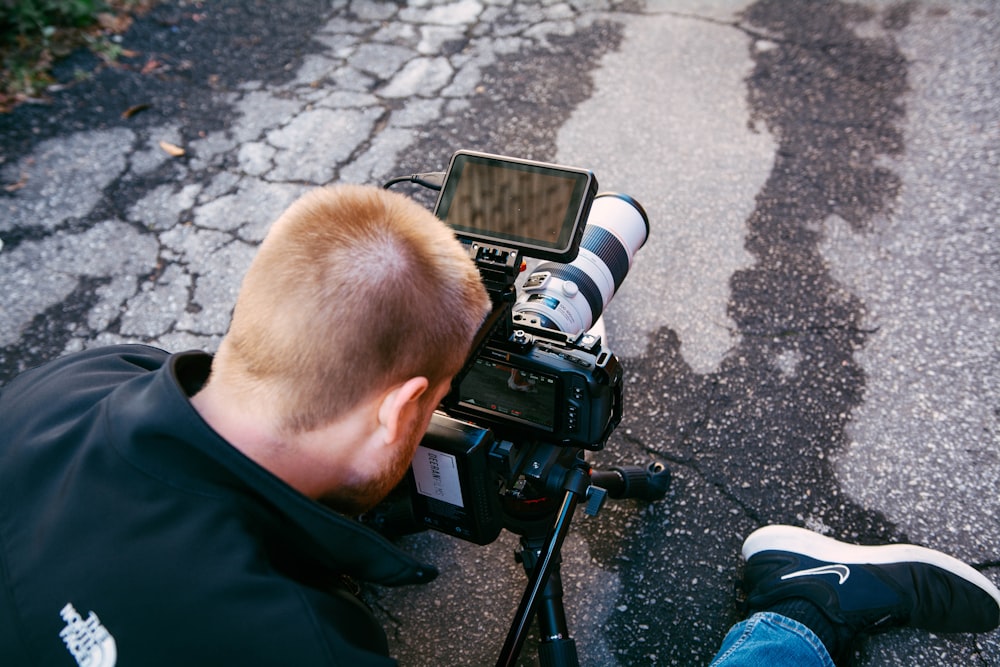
513, 193, 649, 336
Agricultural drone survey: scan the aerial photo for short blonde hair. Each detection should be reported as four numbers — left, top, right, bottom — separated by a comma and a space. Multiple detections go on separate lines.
217, 184, 491, 433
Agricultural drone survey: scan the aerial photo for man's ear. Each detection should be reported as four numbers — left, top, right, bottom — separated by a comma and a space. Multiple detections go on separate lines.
377, 376, 430, 444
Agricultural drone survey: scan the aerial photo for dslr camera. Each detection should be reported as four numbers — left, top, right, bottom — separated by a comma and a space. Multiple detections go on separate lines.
375, 150, 653, 546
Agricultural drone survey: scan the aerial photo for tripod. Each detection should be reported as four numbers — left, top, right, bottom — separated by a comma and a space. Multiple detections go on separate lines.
496, 448, 670, 667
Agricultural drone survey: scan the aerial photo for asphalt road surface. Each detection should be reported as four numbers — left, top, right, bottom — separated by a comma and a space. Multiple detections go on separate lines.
1, 1, 997, 665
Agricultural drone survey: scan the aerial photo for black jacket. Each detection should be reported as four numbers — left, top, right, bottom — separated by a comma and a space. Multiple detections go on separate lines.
0, 345, 436, 666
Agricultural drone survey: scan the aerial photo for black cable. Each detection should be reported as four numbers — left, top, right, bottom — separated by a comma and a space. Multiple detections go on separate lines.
382, 171, 446, 191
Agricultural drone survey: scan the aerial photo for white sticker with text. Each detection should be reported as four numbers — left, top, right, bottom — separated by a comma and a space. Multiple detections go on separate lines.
411, 446, 464, 508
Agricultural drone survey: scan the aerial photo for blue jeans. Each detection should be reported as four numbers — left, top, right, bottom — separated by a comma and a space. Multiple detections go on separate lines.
709, 612, 835, 667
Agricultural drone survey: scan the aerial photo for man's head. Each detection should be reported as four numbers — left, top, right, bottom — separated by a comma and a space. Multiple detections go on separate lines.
216, 184, 490, 434
194, 184, 491, 512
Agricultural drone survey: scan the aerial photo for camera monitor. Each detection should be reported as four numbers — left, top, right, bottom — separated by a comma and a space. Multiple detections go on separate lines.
434, 151, 598, 262
458, 357, 558, 431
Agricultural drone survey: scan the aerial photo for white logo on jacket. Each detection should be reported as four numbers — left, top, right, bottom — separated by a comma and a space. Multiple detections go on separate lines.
59, 603, 117, 667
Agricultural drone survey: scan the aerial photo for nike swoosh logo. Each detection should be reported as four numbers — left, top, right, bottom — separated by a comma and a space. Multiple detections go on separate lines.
780, 563, 851, 585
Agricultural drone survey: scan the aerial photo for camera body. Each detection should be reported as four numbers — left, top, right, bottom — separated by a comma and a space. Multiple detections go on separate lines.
433, 150, 622, 449
376, 151, 646, 544
446, 324, 622, 450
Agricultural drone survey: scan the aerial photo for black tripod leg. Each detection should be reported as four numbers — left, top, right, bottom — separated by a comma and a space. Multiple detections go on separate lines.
513, 536, 578, 666
496, 468, 588, 667
535, 566, 579, 667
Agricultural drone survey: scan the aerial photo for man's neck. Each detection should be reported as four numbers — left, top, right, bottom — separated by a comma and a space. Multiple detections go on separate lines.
189, 380, 378, 501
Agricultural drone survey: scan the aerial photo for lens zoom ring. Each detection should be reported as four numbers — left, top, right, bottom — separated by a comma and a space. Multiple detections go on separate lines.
544, 264, 602, 322
582, 226, 629, 290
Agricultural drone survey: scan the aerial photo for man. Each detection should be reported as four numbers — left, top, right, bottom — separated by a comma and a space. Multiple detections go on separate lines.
0, 184, 491, 665
2, 185, 997, 666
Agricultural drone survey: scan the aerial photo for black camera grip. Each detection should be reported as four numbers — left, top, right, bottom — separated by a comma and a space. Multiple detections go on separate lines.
591, 461, 671, 501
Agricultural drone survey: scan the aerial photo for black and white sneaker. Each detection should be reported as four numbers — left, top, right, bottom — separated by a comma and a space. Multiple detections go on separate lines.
741, 525, 1000, 636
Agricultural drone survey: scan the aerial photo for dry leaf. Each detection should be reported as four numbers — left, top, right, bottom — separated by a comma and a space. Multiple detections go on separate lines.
122, 103, 151, 119
4, 172, 28, 192
97, 12, 133, 33
159, 141, 185, 157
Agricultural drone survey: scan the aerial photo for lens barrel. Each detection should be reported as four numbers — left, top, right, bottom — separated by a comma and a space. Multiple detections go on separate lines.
513, 193, 649, 336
